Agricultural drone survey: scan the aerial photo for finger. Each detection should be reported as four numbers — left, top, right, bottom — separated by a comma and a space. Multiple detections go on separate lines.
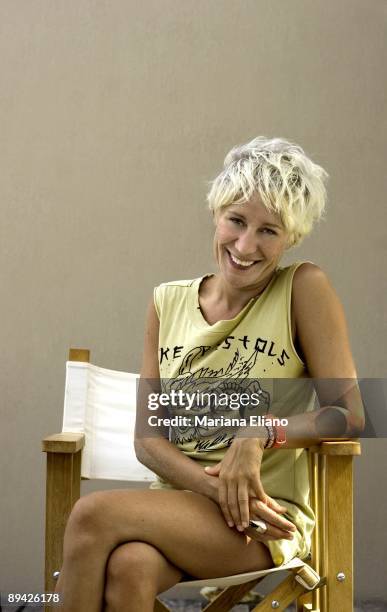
249, 477, 268, 503
237, 481, 250, 529
249, 493, 287, 515
252, 500, 296, 532
266, 523, 295, 540
218, 481, 234, 528
246, 528, 291, 543
249, 519, 295, 541
227, 481, 242, 530
265, 496, 288, 513
246, 519, 296, 541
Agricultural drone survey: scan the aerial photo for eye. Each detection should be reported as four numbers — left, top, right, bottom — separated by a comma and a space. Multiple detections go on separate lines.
261, 227, 277, 235
229, 217, 244, 226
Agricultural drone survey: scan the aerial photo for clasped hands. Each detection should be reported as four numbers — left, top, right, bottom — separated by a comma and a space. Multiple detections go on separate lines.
204, 437, 296, 542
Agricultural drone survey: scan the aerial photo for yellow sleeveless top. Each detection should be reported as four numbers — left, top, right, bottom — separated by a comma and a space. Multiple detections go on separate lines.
150, 262, 315, 565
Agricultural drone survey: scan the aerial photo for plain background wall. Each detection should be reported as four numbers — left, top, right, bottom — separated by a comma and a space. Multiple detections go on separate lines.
1, 0, 386, 603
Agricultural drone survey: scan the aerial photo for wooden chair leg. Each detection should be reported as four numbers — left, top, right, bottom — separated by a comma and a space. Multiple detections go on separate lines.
299, 451, 321, 612
322, 454, 354, 612
250, 573, 307, 611
317, 453, 327, 611
44, 450, 82, 596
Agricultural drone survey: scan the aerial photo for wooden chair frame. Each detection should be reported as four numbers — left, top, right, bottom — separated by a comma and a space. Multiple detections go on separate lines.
41, 349, 361, 611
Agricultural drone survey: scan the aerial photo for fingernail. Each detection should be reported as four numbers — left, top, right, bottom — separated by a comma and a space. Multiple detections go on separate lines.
243, 522, 248, 528
237, 525, 244, 532
228, 521, 234, 528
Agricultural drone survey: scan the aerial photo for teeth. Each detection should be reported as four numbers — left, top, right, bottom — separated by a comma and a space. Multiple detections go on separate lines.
229, 252, 256, 267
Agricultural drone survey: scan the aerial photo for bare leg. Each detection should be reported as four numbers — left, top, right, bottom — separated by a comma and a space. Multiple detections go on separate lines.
56, 489, 273, 612
103, 541, 183, 612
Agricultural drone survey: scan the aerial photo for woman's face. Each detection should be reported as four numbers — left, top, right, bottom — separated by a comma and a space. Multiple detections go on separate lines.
213, 193, 289, 290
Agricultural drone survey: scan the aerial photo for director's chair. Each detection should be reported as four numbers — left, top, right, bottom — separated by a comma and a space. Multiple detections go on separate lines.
41, 349, 361, 611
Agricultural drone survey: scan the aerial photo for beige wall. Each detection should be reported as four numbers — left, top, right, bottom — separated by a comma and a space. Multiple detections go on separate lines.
1, 0, 386, 602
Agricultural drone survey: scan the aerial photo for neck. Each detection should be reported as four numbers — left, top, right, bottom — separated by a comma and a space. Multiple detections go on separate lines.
210, 270, 277, 310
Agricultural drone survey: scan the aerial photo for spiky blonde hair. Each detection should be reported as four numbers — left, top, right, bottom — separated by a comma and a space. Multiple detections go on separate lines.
207, 136, 328, 246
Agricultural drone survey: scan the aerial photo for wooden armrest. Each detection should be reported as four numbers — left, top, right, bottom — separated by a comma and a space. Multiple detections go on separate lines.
309, 439, 361, 455
42, 432, 85, 454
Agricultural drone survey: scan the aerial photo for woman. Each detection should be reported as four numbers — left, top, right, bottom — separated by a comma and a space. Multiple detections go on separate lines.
56, 137, 364, 611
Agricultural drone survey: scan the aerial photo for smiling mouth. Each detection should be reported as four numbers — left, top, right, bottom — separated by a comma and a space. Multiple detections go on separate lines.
227, 250, 260, 269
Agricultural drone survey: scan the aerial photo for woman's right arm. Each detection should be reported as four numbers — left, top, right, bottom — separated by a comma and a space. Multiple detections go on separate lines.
134, 298, 219, 502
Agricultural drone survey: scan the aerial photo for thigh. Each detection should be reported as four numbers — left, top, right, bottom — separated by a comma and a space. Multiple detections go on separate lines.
88, 489, 273, 579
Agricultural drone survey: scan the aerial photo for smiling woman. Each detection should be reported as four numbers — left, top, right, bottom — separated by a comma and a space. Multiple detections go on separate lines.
55, 136, 364, 612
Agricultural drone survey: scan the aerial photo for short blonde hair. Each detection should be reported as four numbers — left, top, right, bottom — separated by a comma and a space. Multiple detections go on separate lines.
206, 136, 328, 246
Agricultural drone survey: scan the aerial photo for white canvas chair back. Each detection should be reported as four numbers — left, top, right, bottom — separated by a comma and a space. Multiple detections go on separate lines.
61, 360, 155, 482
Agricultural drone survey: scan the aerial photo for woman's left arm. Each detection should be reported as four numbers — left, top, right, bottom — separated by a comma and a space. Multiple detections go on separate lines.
283, 262, 365, 446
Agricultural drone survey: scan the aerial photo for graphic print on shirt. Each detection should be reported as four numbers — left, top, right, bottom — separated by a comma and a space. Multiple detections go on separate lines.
159, 334, 291, 369
162, 345, 271, 452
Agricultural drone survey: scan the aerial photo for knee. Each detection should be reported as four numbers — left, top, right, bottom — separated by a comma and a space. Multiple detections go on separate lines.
104, 543, 162, 608
63, 492, 111, 557
67, 492, 108, 532
106, 542, 161, 586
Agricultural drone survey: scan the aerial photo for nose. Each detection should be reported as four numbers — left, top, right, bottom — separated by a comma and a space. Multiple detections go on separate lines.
234, 229, 260, 257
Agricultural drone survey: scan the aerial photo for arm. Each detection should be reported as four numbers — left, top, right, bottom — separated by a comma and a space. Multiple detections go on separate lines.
283, 262, 365, 446
134, 298, 218, 502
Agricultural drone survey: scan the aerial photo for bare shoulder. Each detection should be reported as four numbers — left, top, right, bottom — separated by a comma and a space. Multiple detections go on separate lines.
293, 261, 331, 291
292, 262, 339, 312
291, 262, 334, 323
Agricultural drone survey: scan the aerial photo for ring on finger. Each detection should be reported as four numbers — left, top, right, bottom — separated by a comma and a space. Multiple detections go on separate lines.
249, 519, 268, 534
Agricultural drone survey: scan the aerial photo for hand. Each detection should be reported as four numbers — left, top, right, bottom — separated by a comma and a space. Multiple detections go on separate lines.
204, 437, 275, 531
248, 497, 296, 542
203, 470, 295, 541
